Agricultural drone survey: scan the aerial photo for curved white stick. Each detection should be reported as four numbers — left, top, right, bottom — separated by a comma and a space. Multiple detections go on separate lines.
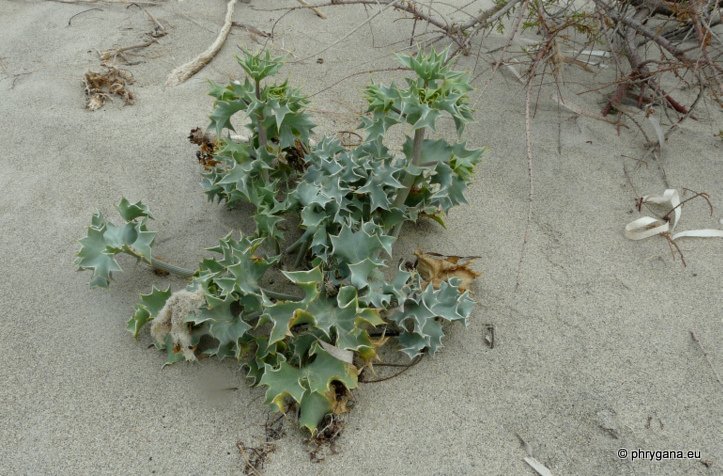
165, 0, 237, 87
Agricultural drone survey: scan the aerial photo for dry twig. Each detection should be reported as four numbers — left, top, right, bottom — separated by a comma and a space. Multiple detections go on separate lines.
49, 0, 161, 4
128, 1, 165, 33
297, 0, 327, 19
690, 331, 723, 387
67, 7, 102, 26
165, 0, 237, 86
99, 37, 160, 63
514, 72, 535, 293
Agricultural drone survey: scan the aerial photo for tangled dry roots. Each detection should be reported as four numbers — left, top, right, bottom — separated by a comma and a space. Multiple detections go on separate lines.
83, 66, 135, 111
150, 288, 205, 361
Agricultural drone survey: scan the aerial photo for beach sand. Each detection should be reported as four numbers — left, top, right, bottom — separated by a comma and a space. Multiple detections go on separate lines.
0, 0, 721, 474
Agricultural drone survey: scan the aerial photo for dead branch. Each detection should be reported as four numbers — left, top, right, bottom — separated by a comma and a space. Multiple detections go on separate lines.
49, 0, 162, 5
293, 0, 529, 53
289, 1, 403, 63
99, 37, 160, 63
593, 0, 693, 63
297, 0, 327, 19
67, 7, 102, 26
516, 89, 545, 293
165, 0, 237, 87
232, 22, 272, 39
271, 0, 453, 37
127, 2, 166, 33
452, 0, 526, 58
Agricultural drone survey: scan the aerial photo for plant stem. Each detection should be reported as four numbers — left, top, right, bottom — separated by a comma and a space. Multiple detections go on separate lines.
391, 127, 426, 237
272, 238, 281, 256
292, 237, 310, 269
286, 230, 311, 254
254, 78, 270, 183
127, 248, 299, 300
127, 249, 196, 277
263, 289, 300, 301
255, 78, 268, 150
392, 128, 425, 209
149, 257, 195, 277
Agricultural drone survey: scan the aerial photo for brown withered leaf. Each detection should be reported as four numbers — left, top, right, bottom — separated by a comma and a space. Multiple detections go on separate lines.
83, 66, 135, 111
355, 333, 389, 375
188, 127, 219, 169
330, 386, 351, 415
414, 249, 481, 292
286, 139, 308, 173
188, 127, 210, 146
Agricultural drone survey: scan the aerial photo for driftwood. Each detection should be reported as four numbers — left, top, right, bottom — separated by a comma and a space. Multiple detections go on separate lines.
165, 0, 237, 87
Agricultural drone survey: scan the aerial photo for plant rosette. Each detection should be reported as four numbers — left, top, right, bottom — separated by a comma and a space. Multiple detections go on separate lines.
76, 48, 484, 435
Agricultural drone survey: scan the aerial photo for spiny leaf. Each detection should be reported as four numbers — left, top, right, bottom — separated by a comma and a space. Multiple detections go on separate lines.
355, 161, 405, 211
397, 330, 429, 359
390, 279, 476, 358
127, 227, 156, 262
127, 286, 172, 338
360, 111, 400, 140
254, 206, 285, 242
294, 181, 333, 208
403, 137, 453, 167
275, 111, 316, 149
263, 302, 316, 346
75, 220, 123, 288
298, 391, 333, 434
199, 294, 252, 357
305, 345, 358, 394
423, 278, 476, 323
259, 357, 306, 411
76, 202, 157, 287
237, 49, 284, 82
280, 266, 324, 301
382, 264, 414, 305
116, 198, 153, 221
407, 103, 441, 131
315, 286, 382, 343
241, 335, 278, 385
209, 99, 248, 134
259, 346, 358, 432
395, 48, 450, 81
347, 258, 381, 290
214, 240, 271, 296
263, 271, 381, 353
161, 334, 187, 367
197, 240, 256, 299
330, 224, 395, 265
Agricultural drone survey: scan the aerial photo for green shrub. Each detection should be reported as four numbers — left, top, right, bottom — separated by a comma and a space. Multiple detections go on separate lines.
76, 48, 484, 434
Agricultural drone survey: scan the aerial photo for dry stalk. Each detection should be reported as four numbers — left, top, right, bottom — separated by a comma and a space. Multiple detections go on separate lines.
165, 0, 237, 87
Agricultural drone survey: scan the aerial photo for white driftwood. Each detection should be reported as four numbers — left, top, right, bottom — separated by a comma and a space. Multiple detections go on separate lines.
165, 0, 237, 87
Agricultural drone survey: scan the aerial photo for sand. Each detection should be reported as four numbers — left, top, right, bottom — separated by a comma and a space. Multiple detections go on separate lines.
0, 0, 721, 474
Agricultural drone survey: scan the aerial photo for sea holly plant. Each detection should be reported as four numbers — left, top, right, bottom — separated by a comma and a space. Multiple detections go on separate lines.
76, 48, 484, 435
